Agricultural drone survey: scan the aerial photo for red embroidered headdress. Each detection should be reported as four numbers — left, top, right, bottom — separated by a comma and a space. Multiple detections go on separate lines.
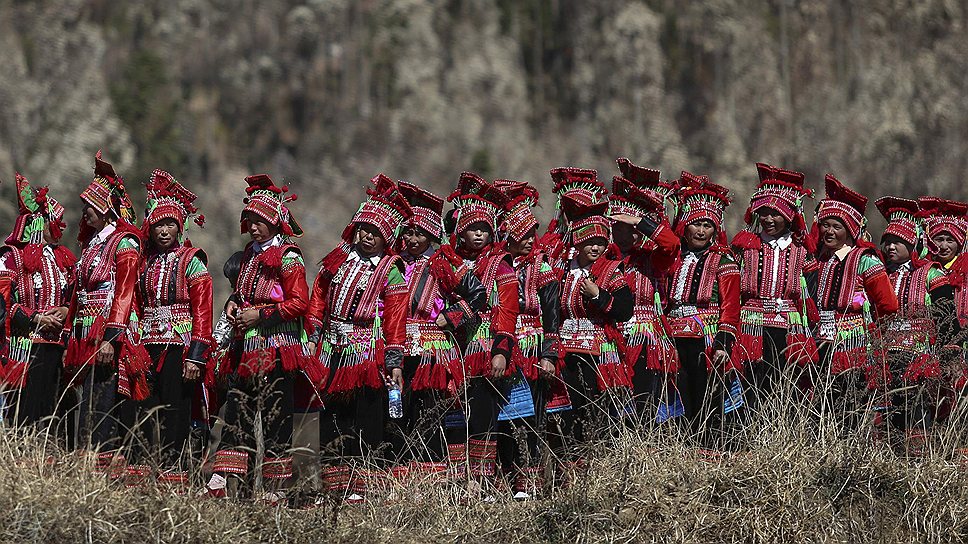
447, 171, 507, 237
495, 179, 540, 242
398, 180, 444, 242
609, 176, 665, 218
745, 163, 812, 237
240, 174, 302, 237
80, 150, 136, 223
674, 171, 731, 239
144, 169, 203, 233
876, 196, 922, 247
345, 173, 414, 245
615, 157, 678, 206
554, 171, 611, 246
4, 173, 66, 245
547, 167, 606, 234
918, 196, 968, 251
816, 174, 867, 243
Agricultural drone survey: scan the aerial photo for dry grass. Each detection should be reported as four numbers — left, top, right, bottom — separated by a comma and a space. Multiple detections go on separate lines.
3, 387, 968, 544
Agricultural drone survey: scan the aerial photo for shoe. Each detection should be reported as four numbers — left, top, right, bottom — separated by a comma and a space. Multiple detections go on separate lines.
199, 474, 227, 498
512, 491, 531, 501
345, 493, 365, 504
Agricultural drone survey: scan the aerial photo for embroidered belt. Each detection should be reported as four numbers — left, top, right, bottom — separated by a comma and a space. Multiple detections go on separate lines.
141, 303, 192, 340
560, 317, 606, 353
817, 310, 865, 342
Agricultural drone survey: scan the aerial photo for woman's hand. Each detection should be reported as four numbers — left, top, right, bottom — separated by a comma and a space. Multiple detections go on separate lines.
711, 349, 729, 369
183, 362, 203, 381
609, 213, 642, 226
490, 354, 507, 379
435, 313, 448, 328
390, 367, 404, 389
581, 278, 600, 299
96, 341, 115, 365
225, 301, 239, 326
237, 308, 261, 329
538, 357, 556, 376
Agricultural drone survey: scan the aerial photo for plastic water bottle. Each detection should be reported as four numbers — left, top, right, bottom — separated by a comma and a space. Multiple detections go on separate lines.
388, 385, 403, 419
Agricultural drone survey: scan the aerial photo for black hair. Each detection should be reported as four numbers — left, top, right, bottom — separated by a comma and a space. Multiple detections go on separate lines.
223, 250, 244, 289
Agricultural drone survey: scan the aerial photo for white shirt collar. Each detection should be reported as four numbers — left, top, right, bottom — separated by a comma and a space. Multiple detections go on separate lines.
833, 244, 854, 261
252, 234, 282, 254
90, 222, 117, 245
349, 247, 383, 267
761, 231, 793, 250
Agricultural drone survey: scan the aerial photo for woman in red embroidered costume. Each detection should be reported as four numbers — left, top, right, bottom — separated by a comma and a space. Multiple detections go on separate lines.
492, 179, 561, 499
214, 174, 311, 502
731, 163, 818, 411
874, 197, 954, 452
608, 159, 680, 422
129, 170, 213, 488
665, 172, 740, 443
444, 172, 518, 485
306, 174, 411, 500
918, 197, 968, 395
549, 167, 633, 452
63, 152, 148, 463
0, 174, 75, 427
807, 175, 898, 429
392, 181, 487, 469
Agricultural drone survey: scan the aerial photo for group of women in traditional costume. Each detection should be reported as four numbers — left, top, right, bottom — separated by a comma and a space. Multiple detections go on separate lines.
0, 152, 965, 505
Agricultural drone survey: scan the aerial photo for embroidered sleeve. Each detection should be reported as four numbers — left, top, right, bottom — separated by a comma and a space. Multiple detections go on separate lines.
381, 265, 408, 369
186, 259, 214, 365
857, 254, 886, 281
862, 265, 899, 320
105, 234, 141, 344
489, 259, 519, 360
305, 270, 330, 342
714, 253, 741, 344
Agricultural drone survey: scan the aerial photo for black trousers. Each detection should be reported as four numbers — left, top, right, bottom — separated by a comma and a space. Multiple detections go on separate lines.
674, 337, 728, 444
117, 345, 195, 467
817, 343, 868, 433
465, 376, 508, 440
553, 353, 608, 457
387, 356, 449, 463
11, 343, 64, 427
631, 355, 663, 423
221, 361, 294, 459
745, 326, 790, 411
319, 386, 387, 463
72, 364, 122, 452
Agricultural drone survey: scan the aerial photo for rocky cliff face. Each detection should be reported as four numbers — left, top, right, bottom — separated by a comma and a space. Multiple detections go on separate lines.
1, 0, 966, 298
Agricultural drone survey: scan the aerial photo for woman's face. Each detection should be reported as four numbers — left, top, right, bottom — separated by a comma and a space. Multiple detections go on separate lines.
577, 237, 607, 265
612, 222, 641, 252
245, 211, 278, 243
507, 226, 537, 258
881, 234, 912, 265
83, 205, 107, 231
460, 222, 492, 252
401, 226, 432, 257
932, 232, 960, 264
757, 208, 789, 237
150, 218, 180, 251
683, 220, 716, 251
819, 218, 850, 251
356, 223, 386, 256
